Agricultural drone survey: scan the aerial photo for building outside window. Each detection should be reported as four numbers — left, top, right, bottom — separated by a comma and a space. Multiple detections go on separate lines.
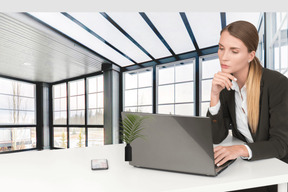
0, 77, 36, 152
52, 75, 104, 149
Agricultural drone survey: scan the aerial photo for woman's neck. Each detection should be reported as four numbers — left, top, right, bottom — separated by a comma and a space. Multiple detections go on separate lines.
233, 67, 249, 89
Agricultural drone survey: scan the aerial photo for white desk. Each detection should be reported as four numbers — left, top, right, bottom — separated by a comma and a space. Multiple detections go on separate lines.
0, 135, 288, 192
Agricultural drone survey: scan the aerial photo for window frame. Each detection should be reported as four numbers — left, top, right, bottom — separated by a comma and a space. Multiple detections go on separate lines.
51, 72, 104, 149
0, 76, 37, 154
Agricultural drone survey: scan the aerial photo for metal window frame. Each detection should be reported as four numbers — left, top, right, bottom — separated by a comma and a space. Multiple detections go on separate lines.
51, 71, 105, 149
0, 74, 38, 154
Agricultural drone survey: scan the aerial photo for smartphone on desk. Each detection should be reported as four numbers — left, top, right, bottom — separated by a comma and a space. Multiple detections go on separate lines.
91, 159, 109, 170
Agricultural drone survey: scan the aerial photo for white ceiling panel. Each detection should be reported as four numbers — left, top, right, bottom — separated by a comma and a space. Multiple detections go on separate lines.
106, 12, 172, 59
185, 12, 222, 49
146, 12, 195, 54
68, 12, 151, 63
28, 12, 133, 67
226, 12, 261, 30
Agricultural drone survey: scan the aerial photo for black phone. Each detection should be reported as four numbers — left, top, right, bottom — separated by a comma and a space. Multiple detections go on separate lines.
91, 159, 109, 170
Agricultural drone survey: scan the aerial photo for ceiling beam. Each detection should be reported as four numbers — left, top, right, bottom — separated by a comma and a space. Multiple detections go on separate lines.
220, 12, 226, 30
179, 13, 201, 56
100, 12, 159, 66
139, 12, 178, 60
61, 12, 137, 64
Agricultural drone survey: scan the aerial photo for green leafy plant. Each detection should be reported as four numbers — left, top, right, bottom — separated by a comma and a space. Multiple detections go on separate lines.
120, 113, 149, 144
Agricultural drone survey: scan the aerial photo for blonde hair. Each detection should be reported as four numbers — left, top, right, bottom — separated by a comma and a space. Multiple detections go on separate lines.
221, 21, 263, 133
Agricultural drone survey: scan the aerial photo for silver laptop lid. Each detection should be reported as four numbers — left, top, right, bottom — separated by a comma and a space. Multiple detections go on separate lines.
121, 112, 216, 176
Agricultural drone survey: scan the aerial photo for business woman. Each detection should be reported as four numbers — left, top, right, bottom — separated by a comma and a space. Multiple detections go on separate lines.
207, 20, 288, 192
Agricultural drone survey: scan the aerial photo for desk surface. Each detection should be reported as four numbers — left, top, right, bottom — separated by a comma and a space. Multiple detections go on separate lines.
0, 135, 288, 192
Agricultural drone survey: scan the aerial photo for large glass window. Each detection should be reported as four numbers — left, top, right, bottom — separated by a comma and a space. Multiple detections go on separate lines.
0, 77, 36, 152
52, 74, 104, 149
157, 61, 195, 116
200, 55, 221, 117
123, 68, 153, 113
268, 12, 288, 77
88, 76, 104, 125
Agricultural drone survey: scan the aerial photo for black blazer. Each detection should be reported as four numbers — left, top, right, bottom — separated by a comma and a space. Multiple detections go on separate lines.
207, 68, 288, 163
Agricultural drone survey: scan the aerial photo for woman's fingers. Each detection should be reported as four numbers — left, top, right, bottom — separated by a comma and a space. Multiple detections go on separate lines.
213, 76, 231, 91
214, 72, 234, 89
213, 145, 241, 166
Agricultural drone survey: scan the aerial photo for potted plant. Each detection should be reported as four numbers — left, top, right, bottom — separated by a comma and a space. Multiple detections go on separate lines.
120, 113, 148, 161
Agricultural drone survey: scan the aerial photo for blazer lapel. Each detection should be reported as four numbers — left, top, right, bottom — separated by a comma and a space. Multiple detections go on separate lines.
227, 90, 237, 128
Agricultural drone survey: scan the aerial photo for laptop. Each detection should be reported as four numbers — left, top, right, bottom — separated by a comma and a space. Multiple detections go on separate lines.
121, 112, 236, 176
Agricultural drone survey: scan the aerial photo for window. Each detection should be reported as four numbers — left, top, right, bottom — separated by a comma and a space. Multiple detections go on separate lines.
0, 77, 36, 152
200, 55, 221, 117
123, 68, 153, 113
268, 12, 288, 77
52, 74, 104, 149
88, 76, 104, 125
157, 61, 195, 116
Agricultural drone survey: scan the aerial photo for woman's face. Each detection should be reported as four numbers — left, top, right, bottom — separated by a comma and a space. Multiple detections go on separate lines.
218, 30, 255, 76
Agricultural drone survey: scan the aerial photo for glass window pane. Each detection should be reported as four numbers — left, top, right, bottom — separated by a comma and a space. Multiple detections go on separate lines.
201, 102, 210, 117
138, 88, 152, 106
175, 63, 194, 82
201, 80, 212, 102
281, 45, 288, 73
158, 65, 174, 85
18, 83, 35, 98
0, 95, 12, 109
69, 96, 77, 110
97, 75, 104, 92
60, 83, 67, 97
18, 97, 35, 111
69, 79, 84, 96
54, 98, 61, 111
69, 81, 77, 96
77, 95, 85, 110
0, 127, 36, 152
175, 104, 194, 116
53, 127, 67, 148
0, 79, 35, 97
69, 110, 85, 125
202, 59, 221, 79
60, 98, 66, 111
124, 107, 137, 112
77, 80, 85, 95
138, 106, 152, 113
138, 70, 152, 88
54, 111, 67, 124
88, 93, 97, 108
125, 72, 137, 89
96, 93, 103, 108
175, 82, 194, 103
158, 85, 174, 104
88, 77, 97, 93
125, 90, 137, 107
69, 128, 85, 148
158, 104, 174, 115
0, 78, 14, 95
88, 128, 104, 146
0, 95, 35, 111
18, 111, 35, 124
88, 109, 104, 125
274, 44, 280, 71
